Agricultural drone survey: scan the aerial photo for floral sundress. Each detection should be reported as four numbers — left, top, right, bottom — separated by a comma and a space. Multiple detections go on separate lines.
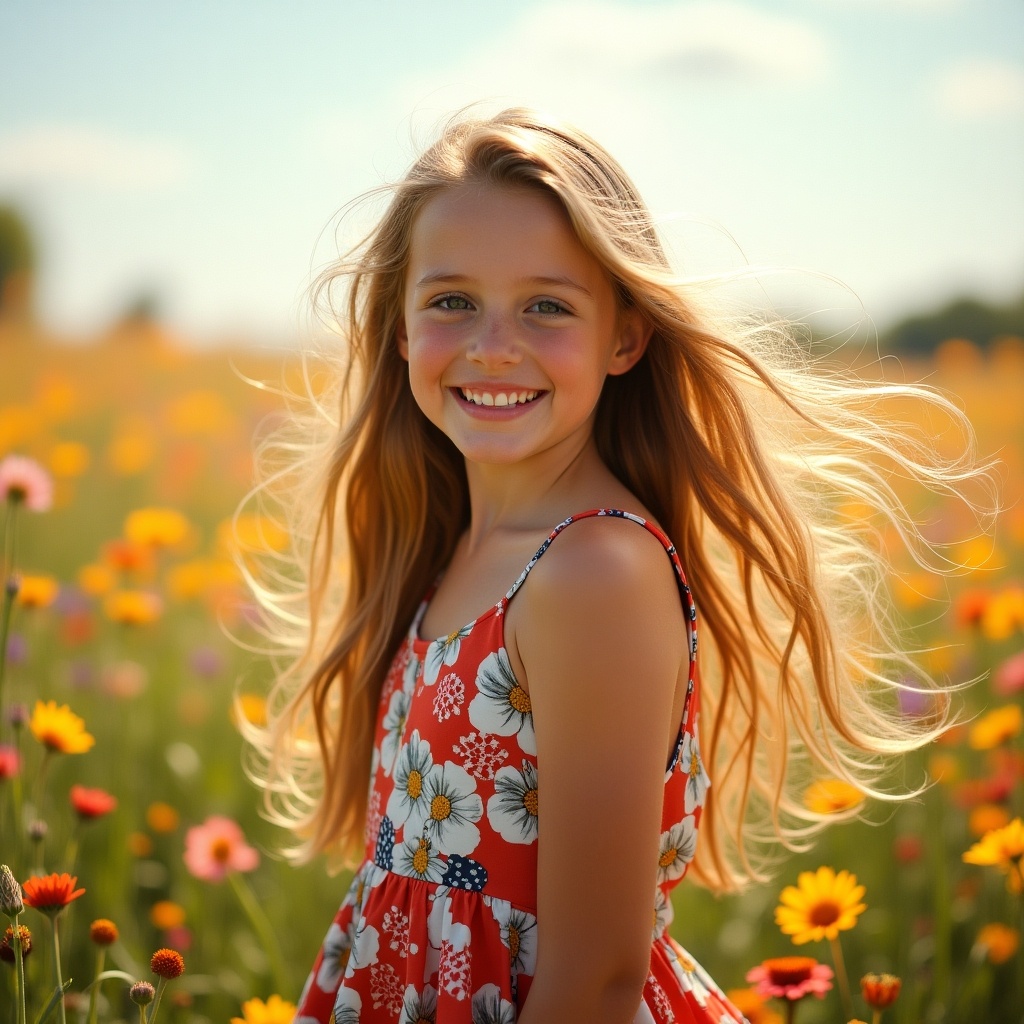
294, 509, 749, 1023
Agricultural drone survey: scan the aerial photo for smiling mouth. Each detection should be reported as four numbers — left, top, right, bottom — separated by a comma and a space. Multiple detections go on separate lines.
456, 387, 543, 408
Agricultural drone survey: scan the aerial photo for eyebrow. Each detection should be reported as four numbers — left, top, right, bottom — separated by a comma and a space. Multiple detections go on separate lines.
414, 272, 592, 297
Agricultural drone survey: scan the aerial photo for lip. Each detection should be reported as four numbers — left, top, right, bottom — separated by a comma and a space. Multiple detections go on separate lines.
449, 386, 547, 417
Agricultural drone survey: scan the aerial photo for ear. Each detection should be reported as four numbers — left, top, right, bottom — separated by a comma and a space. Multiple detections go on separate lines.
607, 307, 652, 376
396, 319, 409, 361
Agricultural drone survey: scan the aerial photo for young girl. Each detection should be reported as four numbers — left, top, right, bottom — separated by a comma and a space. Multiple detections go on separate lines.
246, 108, 986, 1023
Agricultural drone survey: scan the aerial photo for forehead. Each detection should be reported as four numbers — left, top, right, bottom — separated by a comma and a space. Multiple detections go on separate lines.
406, 184, 605, 284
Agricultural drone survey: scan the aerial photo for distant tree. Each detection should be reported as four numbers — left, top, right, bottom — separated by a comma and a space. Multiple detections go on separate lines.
0, 205, 36, 317
884, 290, 1024, 352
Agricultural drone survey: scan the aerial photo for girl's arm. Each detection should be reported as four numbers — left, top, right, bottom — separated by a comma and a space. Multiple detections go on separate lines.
514, 517, 687, 1023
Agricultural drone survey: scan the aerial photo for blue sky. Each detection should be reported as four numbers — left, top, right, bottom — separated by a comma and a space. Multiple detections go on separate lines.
1, 0, 1022, 346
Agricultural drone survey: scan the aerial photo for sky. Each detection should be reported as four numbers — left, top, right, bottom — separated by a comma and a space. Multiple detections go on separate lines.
1, 0, 1022, 348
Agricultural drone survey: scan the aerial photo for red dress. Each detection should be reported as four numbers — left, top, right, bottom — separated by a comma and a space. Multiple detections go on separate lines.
294, 510, 748, 1023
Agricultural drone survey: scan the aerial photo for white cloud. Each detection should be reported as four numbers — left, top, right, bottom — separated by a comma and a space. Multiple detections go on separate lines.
0, 124, 193, 189
936, 58, 1024, 118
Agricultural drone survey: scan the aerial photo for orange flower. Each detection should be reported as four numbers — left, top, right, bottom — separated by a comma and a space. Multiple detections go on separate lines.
124, 507, 190, 549
802, 779, 864, 815
975, 923, 1019, 964
928, 753, 960, 785
860, 973, 901, 1009
954, 588, 991, 627
231, 995, 298, 1024
969, 705, 1023, 750
102, 590, 163, 626
150, 901, 186, 930
969, 804, 1011, 838
77, 563, 116, 597
29, 701, 95, 754
101, 538, 155, 575
963, 817, 1024, 891
725, 988, 784, 1024
16, 574, 59, 609
89, 919, 119, 946
48, 441, 90, 478
21, 873, 85, 915
150, 947, 185, 979
146, 802, 180, 833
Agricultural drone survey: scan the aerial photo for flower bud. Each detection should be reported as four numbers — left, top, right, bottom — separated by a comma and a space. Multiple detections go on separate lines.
130, 981, 155, 1006
0, 866, 23, 917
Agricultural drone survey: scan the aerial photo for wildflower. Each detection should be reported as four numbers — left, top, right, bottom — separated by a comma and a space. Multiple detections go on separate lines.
969, 804, 1011, 837
724, 987, 784, 1024
893, 834, 924, 864
29, 700, 95, 754
974, 922, 1019, 964
953, 588, 990, 628
802, 779, 864, 815
70, 785, 118, 820
21, 873, 85, 916
963, 817, 1024, 891
5, 702, 28, 730
27, 820, 47, 843
746, 956, 834, 1000
0, 455, 53, 511
231, 995, 299, 1024
48, 441, 90, 478
775, 866, 867, 944
860, 973, 901, 1010
982, 587, 1024, 642
183, 816, 259, 882
100, 660, 148, 699
969, 704, 1023, 750
150, 901, 186, 930
101, 539, 154, 575
89, 919, 119, 945
994, 650, 1024, 696
150, 947, 185, 979
219, 514, 289, 555
928, 753, 959, 785
102, 589, 163, 626
15, 574, 59, 609
127, 832, 154, 858
77, 562, 116, 597
1, 865, 23, 916
124, 507, 190, 549
234, 693, 268, 729
146, 802, 180, 833
0, 745, 20, 779
0, 924, 31, 962
130, 981, 155, 1005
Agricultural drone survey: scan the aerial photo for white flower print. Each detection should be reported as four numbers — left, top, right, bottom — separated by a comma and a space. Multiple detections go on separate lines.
657, 816, 697, 883
424, 624, 473, 685
348, 916, 381, 974
487, 761, 539, 845
648, 974, 675, 1023
382, 904, 418, 958
403, 649, 421, 694
315, 921, 352, 992
393, 835, 447, 883
387, 729, 434, 828
440, 941, 473, 1001
331, 986, 361, 1024
381, 688, 411, 777
490, 899, 537, 979
371, 961, 405, 1015
453, 731, 510, 781
433, 671, 465, 720
653, 887, 674, 941
468, 648, 536, 755
681, 719, 710, 813
408, 761, 483, 856
471, 983, 516, 1024
400, 983, 438, 1024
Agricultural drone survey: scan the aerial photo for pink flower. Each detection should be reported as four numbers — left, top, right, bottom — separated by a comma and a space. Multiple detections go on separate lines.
183, 815, 259, 882
994, 650, 1024, 696
0, 745, 20, 779
0, 456, 53, 512
746, 956, 834, 1001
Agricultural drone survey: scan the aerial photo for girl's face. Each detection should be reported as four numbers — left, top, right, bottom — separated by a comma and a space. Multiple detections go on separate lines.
398, 184, 647, 470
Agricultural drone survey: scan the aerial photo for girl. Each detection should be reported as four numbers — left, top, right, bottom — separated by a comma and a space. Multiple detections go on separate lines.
246, 108, 987, 1023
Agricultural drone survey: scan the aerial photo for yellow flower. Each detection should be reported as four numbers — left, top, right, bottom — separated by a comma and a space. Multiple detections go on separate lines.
975, 923, 1020, 964
48, 441, 90, 478
981, 587, 1024, 642
802, 779, 864, 815
927, 752, 960, 785
963, 817, 1024, 891
218, 514, 289, 556
231, 995, 297, 1024
16, 574, 60, 609
234, 694, 268, 729
124, 507, 190, 549
775, 866, 867, 944
102, 590, 163, 626
77, 563, 116, 597
149, 900, 186, 930
166, 558, 238, 601
969, 705, 1023, 750
106, 418, 155, 476
29, 700, 95, 754
969, 804, 1011, 838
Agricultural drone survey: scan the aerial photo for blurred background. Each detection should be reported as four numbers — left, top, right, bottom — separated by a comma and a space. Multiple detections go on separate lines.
1, 3, 1023, 1023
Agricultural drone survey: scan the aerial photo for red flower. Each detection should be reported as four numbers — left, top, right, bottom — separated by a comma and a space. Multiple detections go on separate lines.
70, 784, 118, 820
21, 873, 86, 916
150, 947, 185, 979
861, 973, 902, 1009
746, 956, 834, 1001
0, 745, 20, 780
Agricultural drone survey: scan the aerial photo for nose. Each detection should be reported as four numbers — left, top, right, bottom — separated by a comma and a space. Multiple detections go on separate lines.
466, 312, 522, 367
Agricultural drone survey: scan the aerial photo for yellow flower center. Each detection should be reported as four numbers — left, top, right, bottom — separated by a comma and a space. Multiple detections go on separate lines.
508, 925, 520, 961
509, 685, 532, 714
445, 630, 461, 645
689, 750, 700, 777
338, 946, 351, 970
659, 846, 678, 868
211, 838, 232, 864
430, 794, 452, 821
406, 770, 422, 800
523, 788, 539, 817
412, 838, 430, 875
809, 900, 841, 927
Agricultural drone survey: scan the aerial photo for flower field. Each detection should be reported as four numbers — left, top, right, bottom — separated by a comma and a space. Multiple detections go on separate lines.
1, 326, 1023, 1023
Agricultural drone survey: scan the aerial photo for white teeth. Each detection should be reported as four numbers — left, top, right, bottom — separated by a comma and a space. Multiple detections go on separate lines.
459, 388, 540, 407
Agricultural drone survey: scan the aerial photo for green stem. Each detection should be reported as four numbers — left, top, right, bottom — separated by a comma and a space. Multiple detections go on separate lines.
50, 914, 67, 1024
148, 977, 167, 1024
928, 787, 952, 1016
0, 569, 17, 742
228, 869, 288, 995
13, 912, 28, 1024
785, 997, 797, 1024
873, 1011, 881, 1024
86, 948, 106, 1024
830, 936, 853, 1022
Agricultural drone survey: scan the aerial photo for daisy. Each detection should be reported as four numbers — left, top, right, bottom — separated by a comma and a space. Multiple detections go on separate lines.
468, 649, 535, 755
653, 886, 674, 940
774, 866, 867, 944
680, 719, 710, 814
657, 816, 697, 883
425, 624, 473, 686
490, 900, 537, 979
387, 730, 434, 827
381, 689, 411, 776
409, 762, 483, 856
400, 984, 438, 1024
315, 921, 354, 991
348, 916, 381, 974
0, 455, 53, 512
331, 987, 361, 1024
487, 761, 539, 844
393, 836, 446, 884
471, 983, 516, 1024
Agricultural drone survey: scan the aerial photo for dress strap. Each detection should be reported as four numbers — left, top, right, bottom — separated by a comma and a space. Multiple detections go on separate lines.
502, 508, 698, 669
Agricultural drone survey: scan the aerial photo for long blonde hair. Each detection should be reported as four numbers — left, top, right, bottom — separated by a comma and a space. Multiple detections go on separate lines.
243, 107, 993, 891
